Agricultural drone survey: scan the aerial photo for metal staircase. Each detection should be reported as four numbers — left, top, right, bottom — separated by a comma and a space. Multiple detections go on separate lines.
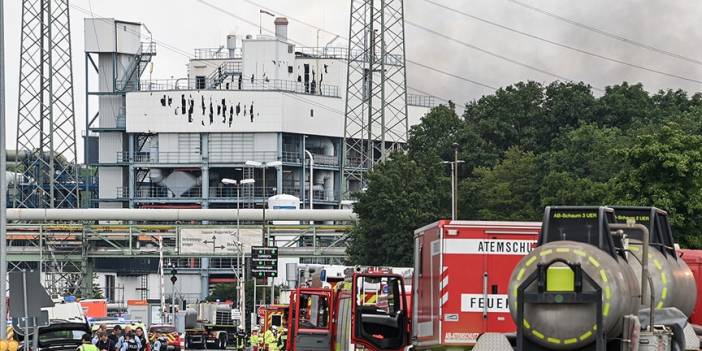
207, 61, 242, 89
116, 42, 157, 91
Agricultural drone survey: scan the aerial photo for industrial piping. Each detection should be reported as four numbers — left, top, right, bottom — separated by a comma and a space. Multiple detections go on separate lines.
6, 208, 357, 222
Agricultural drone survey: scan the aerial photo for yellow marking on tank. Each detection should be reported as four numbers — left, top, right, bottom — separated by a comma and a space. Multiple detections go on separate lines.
547, 337, 562, 344
661, 272, 668, 285
523, 320, 531, 329
539, 249, 553, 257
517, 268, 526, 281
556, 248, 570, 253
630, 246, 640, 252
603, 303, 610, 317
564, 338, 578, 345
656, 301, 664, 310
588, 256, 601, 268
661, 287, 668, 300
532, 330, 545, 339
579, 331, 593, 341
599, 270, 608, 283
525, 256, 537, 267
574, 249, 587, 257
604, 286, 611, 300
654, 259, 662, 270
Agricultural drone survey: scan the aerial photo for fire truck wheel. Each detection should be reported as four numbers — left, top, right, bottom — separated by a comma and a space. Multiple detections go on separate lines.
218, 334, 227, 349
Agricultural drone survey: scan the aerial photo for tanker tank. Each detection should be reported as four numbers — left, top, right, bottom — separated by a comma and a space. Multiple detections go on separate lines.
625, 239, 673, 310
613, 206, 697, 316
508, 240, 639, 350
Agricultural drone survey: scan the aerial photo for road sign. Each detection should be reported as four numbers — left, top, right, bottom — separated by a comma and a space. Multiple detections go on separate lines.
8, 271, 53, 319
180, 229, 239, 254
251, 246, 278, 278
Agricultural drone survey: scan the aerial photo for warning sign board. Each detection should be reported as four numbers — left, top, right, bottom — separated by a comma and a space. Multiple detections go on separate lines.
251, 246, 278, 278
179, 228, 262, 255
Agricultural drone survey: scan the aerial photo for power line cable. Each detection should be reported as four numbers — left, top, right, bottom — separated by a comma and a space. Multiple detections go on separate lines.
405, 19, 604, 91
507, 0, 702, 67
234, 0, 497, 92
422, 0, 702, 85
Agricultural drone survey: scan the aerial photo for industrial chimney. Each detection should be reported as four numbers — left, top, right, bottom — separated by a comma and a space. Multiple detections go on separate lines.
274, 17, 288, 41
226, 34, 237, 58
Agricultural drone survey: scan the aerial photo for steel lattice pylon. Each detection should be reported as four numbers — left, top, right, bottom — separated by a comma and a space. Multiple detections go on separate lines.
342, 0, 409, 197
15, 0, 79, 209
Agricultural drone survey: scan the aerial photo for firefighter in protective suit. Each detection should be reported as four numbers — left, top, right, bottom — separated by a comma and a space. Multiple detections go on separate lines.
265, 326, 278, 351
250, 329, 260, 351
277, 326, 287, 351
235, 326, 246, 351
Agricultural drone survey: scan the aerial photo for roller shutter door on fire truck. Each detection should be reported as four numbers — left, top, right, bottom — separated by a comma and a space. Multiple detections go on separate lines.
441, 229, 536, 345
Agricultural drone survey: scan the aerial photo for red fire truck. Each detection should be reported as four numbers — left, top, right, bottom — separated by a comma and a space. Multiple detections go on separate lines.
413, 220, 540, 348
286, 269, 411, 351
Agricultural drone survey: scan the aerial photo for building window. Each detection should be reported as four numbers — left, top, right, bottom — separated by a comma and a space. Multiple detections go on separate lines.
105, 275, 115, 302
195, 76, 206, 90
310, 109, 314, 118
288, 66, 294, 74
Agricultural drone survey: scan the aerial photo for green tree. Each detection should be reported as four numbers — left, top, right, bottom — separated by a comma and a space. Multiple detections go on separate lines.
408, 105, 493, 174
612, 121, 702, 246
347, 153, 450, 266
540, 124, 626, 206
595, 82, 653, 128
460, 147, 542, 221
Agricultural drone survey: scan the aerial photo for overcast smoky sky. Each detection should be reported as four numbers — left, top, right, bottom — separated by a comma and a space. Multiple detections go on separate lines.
4, 0, 702, 160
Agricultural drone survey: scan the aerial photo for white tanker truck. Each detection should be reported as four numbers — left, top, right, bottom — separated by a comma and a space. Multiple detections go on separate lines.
474, 206, 699, 351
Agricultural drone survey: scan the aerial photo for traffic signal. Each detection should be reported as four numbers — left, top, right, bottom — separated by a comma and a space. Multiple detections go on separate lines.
170, 268, 177, 284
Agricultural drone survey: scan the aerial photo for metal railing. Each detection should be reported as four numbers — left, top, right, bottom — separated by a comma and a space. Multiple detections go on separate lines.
194, 47, 242, 59
141, 42, 157, 55
118, 151, 201, 164
295, 47, 348, 59
282, 151, 302, 163
407, 94, 437, 108
120, 78, 340, 97
209, 186, 278, 199
117, 186, 203, 199
344, 157, 370, 169
308, 154, 339, 167
208, 151, 277, 164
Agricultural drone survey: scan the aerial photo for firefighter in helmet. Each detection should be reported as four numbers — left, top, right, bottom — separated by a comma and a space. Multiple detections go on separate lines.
266, 326, 278, 351
250, 328, 260, 351
277, 325, 287, 351
235, 326, 246, 351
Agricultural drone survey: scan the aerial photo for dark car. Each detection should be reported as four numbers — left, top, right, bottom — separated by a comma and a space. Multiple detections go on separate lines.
14, 320, 92, 351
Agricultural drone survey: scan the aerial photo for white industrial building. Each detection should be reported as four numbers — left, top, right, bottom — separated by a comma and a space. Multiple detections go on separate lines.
83, 17, 434, 303
84, 17, 433, 211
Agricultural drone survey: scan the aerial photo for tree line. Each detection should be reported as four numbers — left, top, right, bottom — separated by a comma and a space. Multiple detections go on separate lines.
347, 81, 702, 266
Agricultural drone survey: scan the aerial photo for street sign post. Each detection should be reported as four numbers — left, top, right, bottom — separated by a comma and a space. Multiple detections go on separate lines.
250, 246, 278, 278
9, 271, 53, 351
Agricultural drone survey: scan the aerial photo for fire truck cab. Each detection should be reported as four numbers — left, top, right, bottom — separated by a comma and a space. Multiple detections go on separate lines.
286, 271, 410, 351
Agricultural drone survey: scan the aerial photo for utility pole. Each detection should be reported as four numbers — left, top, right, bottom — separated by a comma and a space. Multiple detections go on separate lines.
442, 143, 464, 220
0, 0, 7, 338
453, 143, 461, 219
159, 236, 165, 323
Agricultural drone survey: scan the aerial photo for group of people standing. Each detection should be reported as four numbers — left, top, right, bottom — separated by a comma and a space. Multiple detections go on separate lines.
79, 324, 169, 351
249, 325, 287, 351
